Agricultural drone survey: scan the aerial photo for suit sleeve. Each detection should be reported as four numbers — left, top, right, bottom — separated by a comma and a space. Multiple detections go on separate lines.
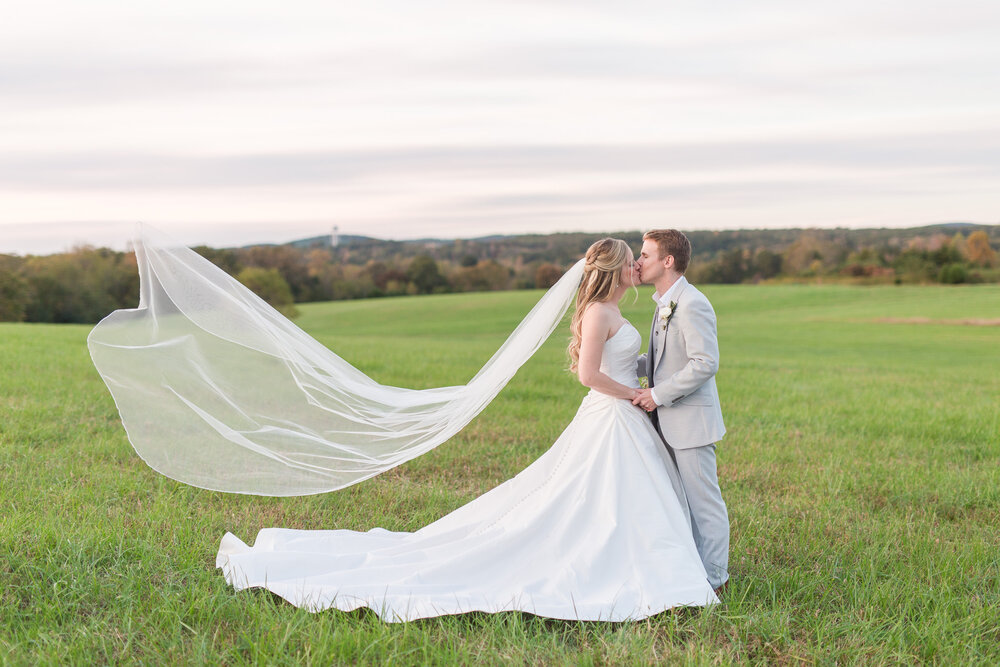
650, 293, 720, 405
636, 353, 647, 381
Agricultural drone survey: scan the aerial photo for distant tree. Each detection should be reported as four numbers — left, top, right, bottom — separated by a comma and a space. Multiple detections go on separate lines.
892, 249, 936, 283
847, 247, 883, 265
535, 263, 563, 288
784, 237, 822, 275
303, 248, 337, 301
750, 249, 782, 280
939, 263, 967, 284
236, 267, 299, 318
966, 231, 997, 267
20, 247, 137, 323
460, 254, 479, 267
193, 246, 243, 275
407, 255, 448, 294
0, 255, 18, 271
950, 232, 968, 259
384, 279, 408, 295
101, 249, 140, 307
452, 260, 512, 292
306, 248, 332, 271
703, 248, 747, 284
840, 247, 887, 278
783, 234, 844, 275
930, 242, 963, 267
330, 265, 376, 300
363, 260, 408, 292
0, 269, 29, 321
238, 245, 311, 301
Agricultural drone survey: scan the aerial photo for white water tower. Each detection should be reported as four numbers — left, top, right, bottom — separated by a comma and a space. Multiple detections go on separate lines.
331, 225, 340, 248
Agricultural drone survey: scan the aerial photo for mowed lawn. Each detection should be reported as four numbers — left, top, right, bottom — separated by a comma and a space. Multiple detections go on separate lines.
1, 283, 998, 665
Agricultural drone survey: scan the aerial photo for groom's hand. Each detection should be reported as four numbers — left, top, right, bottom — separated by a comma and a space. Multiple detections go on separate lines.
632, 388, 658, 412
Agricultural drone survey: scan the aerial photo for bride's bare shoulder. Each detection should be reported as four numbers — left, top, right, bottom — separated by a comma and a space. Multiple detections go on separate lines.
581, 300, 615, 315
580, 301, 618, 328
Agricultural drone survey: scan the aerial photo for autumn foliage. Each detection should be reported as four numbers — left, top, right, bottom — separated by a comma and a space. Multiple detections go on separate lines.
2, 225, 997, 323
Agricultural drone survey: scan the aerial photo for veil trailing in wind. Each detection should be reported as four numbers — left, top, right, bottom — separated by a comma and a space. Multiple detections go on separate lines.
88, 226, 585, 496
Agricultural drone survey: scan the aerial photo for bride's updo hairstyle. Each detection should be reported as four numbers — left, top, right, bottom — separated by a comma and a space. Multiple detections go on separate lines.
568, 238, 632, 372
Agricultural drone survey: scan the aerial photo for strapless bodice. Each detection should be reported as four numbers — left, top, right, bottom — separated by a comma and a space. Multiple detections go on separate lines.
599, 323, 641, 388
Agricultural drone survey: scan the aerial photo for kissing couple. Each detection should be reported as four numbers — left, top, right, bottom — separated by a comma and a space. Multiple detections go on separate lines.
215, 229, 729, 620
91, 226, 729, 622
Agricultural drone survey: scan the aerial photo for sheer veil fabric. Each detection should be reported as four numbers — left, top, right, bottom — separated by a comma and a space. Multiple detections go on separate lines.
88, 225, 585, 496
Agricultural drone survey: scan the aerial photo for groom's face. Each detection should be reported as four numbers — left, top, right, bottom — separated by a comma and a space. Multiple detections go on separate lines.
638, 239, 667, 285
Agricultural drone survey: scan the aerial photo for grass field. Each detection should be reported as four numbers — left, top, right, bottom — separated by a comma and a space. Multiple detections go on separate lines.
2, 283, 999, 665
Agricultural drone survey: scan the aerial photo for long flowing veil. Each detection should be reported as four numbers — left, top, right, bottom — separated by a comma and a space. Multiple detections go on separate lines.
88, 226, 585, 496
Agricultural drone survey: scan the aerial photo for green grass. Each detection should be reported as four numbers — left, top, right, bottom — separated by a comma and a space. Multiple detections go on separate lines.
2, 284, 999, 665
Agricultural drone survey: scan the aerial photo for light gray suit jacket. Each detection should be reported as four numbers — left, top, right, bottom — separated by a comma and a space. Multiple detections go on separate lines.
637, 278, 726, 450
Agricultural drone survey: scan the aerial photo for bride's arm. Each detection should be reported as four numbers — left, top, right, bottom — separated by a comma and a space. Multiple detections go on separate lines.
577, 305, 641, 401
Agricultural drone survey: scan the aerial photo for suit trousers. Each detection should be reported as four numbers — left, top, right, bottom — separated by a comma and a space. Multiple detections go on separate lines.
666, 443, 729, 589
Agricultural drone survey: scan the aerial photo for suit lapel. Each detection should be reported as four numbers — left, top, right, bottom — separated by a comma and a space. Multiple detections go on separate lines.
654, 279, 690, 375
646, 309, 657, 380
654, 313, 668, 373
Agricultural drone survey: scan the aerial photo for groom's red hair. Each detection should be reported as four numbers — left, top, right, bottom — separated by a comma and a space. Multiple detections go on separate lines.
643, 229, 691, 274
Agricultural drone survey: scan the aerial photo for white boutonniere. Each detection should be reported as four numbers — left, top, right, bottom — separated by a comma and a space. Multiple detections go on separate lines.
659, 301, 677, 331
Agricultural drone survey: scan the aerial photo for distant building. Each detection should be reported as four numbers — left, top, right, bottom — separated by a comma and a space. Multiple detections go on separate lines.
331, 226, 340, 248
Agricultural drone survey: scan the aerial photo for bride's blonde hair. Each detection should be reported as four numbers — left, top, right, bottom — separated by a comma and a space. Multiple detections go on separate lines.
568, 238, 633, 372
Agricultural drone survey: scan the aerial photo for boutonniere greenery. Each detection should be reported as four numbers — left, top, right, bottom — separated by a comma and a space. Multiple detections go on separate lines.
659, 301, 677, 331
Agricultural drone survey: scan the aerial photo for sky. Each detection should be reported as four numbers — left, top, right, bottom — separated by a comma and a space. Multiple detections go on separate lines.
2, 0, 999, 254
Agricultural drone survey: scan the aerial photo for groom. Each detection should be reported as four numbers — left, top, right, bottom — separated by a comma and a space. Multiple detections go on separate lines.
632, 229, 729, 593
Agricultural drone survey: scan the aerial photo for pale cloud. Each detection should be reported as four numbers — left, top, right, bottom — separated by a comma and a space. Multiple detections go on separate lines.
1, 0, 998, 253
4, 130, 997, 189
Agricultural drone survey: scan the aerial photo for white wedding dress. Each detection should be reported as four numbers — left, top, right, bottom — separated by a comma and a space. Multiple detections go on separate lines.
217, 322, 718, 621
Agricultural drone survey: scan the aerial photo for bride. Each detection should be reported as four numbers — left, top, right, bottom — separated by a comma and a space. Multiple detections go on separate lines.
215, 238, 718, 621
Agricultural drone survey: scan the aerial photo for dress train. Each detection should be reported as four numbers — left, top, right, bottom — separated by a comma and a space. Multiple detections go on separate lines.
217, 325, 718, 621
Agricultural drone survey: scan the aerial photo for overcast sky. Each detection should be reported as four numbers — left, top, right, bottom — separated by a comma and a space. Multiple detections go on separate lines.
2, 0, 998, 254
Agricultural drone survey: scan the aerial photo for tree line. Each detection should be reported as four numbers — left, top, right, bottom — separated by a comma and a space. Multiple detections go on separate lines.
1, 224, 997, 323
687, 228, 998, 286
